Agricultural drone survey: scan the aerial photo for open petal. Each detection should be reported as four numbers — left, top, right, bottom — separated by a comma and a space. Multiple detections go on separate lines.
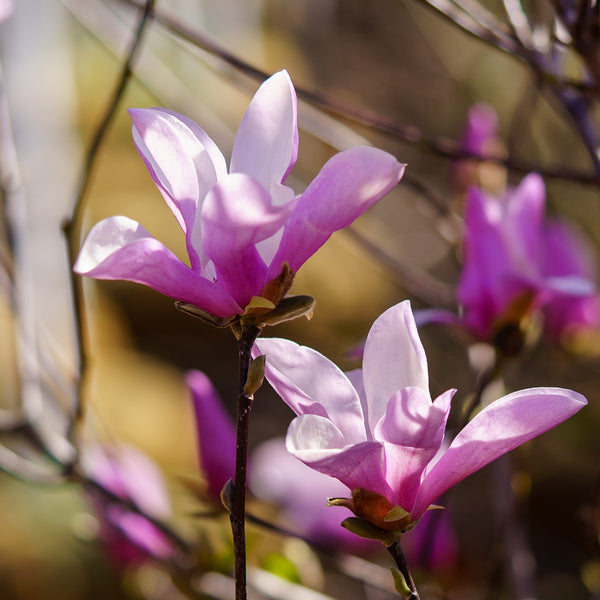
363, 301, 430, 434
287, 415, 391, 499
129, 108, 222, 270
255, 338, 367, 443
230, 70, 298, 205
187, 370, 236, 500
375, 388, 453, 510
411, 387, 587, 519
75, 216, 242, 318
544, 219, 597, 281
155, 108, 227, 180
201, 173, 295, 307
266, 146, 404, 281
506, 173, 545, 264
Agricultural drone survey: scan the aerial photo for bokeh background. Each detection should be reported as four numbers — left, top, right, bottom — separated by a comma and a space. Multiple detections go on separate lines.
0, 0, 600, 598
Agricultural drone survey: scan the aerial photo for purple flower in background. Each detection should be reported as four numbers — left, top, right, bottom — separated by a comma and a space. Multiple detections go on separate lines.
459, 103, 498, 155
82, 444, 175, 566
452, 103, 505, 194
75, 70, 404, 318
251, 437, 379, 554
458, 173, 600, 343
255, 301, 586, 529
187, 370, 236, 501
401, 508, 458, 572
187, 370, 375, 553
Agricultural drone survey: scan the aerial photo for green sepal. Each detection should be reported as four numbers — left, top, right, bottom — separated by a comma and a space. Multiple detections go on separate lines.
174, 301, 236, 328
327, 496, 352, 508
390, 567, 412, 598
244, 296, 276, 312
384, 505, 411, 523
340, 517, 397, 545
244, 354, 266, 396
250, 295, 315, 328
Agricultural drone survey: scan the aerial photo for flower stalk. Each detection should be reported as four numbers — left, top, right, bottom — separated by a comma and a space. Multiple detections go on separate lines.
387, 540, 420, 599
230, 322, 261, 600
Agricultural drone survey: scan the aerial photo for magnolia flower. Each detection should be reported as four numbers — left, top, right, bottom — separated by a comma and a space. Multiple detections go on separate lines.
254, 301, 586, 528
82, 443, 175, 565
75, 70, 404, 318
187, 370, 375, 553
457, 173, 600, 343
187, 370, 236, 501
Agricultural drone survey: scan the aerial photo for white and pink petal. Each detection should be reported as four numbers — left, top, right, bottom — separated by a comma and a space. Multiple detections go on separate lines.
363, 301, 430, 433
411, 387, 587, 519
266, 146, 404, 281
74, 216, 242, 318
255, 338, 366, 443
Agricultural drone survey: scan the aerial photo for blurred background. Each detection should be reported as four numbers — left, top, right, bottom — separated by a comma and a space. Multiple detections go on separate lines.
0, 0, 600, 598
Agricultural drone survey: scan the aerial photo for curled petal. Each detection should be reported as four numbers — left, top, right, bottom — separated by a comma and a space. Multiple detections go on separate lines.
374, 387, 451, 449
266, 147, 405, 280
201, 173, 296, 307
507, 173, 545, 263
255, 338, 366, 443
363, 301, 430, 434
129, 108, 222, 270
375, 388, 453, 510
74, 216, 242, 318
230, 70, 298, 204
187, 370, 236, 501
412, 387, 587, 519
155, 108, 227, 181
287, 415, 391, 499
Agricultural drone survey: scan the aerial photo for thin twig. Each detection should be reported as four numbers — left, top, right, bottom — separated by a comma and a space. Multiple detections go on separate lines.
386, 539, 420, 599
116, 0, 600, 185
62, 0, 156, 444
0, 444, 64, 485
344, 227, 457, 310
81, 473, 191, 555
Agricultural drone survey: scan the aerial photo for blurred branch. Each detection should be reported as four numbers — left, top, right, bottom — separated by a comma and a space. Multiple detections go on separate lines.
502, 0, 535, 49
345, 227, 457, 310
0, 56, 75, 467
414, 0, 523, 54
115, 0, 600, 185
62, 0, 156, 445
0, 444, 64, 485
80, 473, 191, 555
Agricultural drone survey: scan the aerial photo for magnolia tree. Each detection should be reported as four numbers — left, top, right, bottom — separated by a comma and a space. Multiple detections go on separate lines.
1, 1, 600, 600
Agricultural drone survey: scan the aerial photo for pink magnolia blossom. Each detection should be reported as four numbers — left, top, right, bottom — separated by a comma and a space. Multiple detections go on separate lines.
457, 173, 600, 341
74, 70, 404, 318
187, 370, 375, 553
82, 444, 175, 565
254, 301, 586, 525
187, 370, 236, 501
